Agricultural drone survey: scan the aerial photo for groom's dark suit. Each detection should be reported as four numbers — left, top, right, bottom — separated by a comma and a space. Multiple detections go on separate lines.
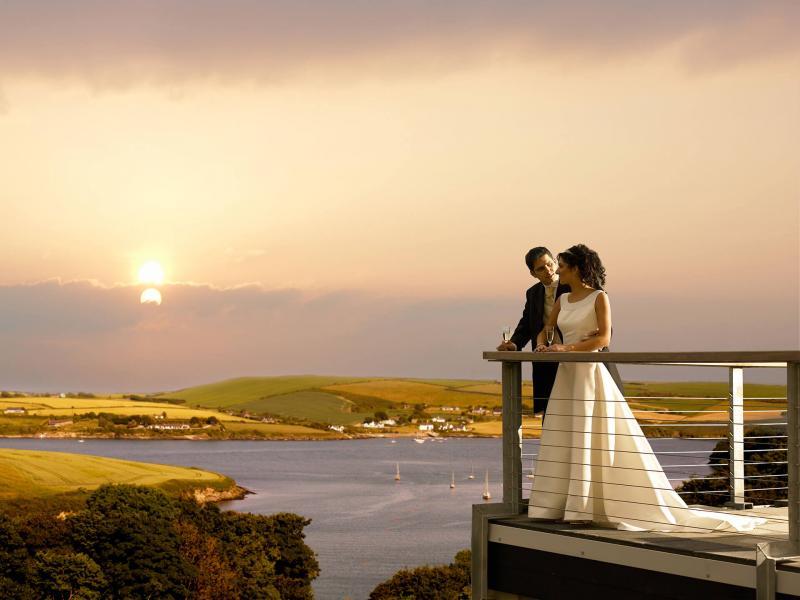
509, 283, 624, 414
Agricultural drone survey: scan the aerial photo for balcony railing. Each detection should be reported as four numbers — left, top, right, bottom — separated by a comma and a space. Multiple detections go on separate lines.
473, 350, 800, 600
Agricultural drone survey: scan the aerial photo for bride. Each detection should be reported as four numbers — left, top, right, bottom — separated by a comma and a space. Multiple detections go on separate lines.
528, 244, 765, 532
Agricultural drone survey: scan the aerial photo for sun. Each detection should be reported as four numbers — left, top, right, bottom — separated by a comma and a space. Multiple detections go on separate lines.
140, 288, 162, 305
138, 260, 164, 285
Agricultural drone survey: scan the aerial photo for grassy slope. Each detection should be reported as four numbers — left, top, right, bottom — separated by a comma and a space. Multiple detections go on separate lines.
0, 448, 230, 500
159, 375, 787, 424
1, 397, 246, 422
3, 377, 785, 431
240, 391, 363, 424
160, 375, 367, 409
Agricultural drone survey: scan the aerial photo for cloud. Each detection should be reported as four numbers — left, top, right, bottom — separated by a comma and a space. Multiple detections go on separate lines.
0, 279, 796, 392
0, 1, 797, 89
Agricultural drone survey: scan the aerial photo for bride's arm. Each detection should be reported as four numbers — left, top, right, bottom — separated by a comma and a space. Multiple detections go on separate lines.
546, 292, 611, 352
533, 298, 561, 351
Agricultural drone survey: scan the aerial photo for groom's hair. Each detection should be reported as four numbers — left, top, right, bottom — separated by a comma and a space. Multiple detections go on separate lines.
524, 247, 553, 270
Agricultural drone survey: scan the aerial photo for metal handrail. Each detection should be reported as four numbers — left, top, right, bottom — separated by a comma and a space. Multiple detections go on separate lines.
485, 350, 800, 546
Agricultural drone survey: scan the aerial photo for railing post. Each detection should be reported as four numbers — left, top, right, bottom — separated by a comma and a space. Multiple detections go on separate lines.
788, 361, 800, 553
756, 543, 777, 600
501, 360, 523, 514
725, 367, 751, 509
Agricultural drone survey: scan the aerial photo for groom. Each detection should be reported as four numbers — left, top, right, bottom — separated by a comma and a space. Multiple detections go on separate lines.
497, 247, 567, 414
497, 246, 624, 415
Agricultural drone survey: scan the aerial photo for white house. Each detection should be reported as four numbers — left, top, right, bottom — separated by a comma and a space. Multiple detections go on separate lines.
418, 423, 433, 431
329, 425, 345, 433
379, 419, 397, 427
431, 417, 446, 423
3, 407, 26, 414
362, 421, 385, 429
149, 422, 190, 431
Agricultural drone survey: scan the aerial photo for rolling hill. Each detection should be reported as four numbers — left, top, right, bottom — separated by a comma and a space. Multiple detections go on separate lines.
0, 448, 232, 501
159, 375, 788, 427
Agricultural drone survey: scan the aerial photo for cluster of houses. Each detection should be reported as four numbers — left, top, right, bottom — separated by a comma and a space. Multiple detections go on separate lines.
357, 414, 472, 433
418, 420, 469, 432
360, 418, 398, 429
147, 422, 191, 431
470, 406, 502, 416
3, 407, 27, 415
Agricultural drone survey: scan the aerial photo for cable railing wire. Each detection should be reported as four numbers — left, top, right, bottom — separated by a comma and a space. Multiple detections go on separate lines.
519, 492, 788, 540
500, 370, 790, 546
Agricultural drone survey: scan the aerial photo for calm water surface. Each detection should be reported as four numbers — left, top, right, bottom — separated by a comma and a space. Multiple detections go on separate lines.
0, 437, 716, 599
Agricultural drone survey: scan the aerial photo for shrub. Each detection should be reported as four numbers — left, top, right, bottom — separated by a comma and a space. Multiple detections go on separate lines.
676, 426, 787, 506
370, 550, 470, 600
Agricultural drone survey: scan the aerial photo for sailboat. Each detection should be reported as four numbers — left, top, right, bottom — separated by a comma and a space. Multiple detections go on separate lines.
468, 465, 475, 480
394, 463, 401, 481
482, 470, 492, 500
450, 472, 456, 489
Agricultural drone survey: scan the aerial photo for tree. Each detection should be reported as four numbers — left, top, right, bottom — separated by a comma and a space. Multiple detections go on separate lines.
370, 550, 470, 600
69, 484, 193, 599
5, 484, 320, 600
676, 426, 787, 506
0, 512, 29, 593
176, 520, 239, 600
31, 550, 107, 600
374, 411, 390, 422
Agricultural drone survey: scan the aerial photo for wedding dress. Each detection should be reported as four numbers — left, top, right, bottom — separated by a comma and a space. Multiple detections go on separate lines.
528, 289, 765, 532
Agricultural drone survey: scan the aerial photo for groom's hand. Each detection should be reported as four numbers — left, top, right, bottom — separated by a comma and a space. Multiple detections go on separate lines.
496, 341, 517, 351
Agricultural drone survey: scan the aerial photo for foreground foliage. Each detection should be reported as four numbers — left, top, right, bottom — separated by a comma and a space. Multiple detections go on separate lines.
0, 484, 319, 599
676, 426, 788, 506
369, 549, 470, 600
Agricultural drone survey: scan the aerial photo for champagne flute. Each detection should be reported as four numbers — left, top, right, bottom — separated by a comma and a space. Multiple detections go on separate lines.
544, 325, 555, 347
501, 326, 512, 344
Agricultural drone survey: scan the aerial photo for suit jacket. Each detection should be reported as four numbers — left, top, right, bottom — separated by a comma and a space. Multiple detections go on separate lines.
509, 283, 625, 394
509, 282, 569, 351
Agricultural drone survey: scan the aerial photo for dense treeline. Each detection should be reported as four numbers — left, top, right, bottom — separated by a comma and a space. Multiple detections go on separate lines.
126, 395, 187, 405
369, 550, 470, 599
676, 426, 788, 506
0, 484, 318, 599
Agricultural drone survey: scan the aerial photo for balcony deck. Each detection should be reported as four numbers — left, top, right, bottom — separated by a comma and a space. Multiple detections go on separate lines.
486, 507, 800, 599
473, 350, 800, 599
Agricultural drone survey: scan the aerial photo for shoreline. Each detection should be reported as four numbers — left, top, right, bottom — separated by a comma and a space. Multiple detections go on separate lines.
0, 431, 502, 442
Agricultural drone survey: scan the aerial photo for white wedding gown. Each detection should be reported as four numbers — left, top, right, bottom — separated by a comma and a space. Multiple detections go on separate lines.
528, 290, 765, 532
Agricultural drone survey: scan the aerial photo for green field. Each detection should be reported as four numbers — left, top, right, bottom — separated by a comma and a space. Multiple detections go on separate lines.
0, 448, 231, 500
156, 375, 787, 425
160, 376, 367, 408
2, 377, 787, 433
1, 396, 246, 421
239, 390, 368, 425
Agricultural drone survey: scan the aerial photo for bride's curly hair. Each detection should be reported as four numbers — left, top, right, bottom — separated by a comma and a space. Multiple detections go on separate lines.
558, 244, 606, 290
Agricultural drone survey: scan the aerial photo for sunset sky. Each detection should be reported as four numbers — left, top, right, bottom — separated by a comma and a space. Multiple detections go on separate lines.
1, 1, 798, 391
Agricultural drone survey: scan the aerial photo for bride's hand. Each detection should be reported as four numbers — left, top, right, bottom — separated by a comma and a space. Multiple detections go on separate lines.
534, 344, 548, 352
544, 344, 569, 352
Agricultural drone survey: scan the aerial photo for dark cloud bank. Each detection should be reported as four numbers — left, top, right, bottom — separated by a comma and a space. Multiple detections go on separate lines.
0, 0, 797, 87
0, 280, 796, 392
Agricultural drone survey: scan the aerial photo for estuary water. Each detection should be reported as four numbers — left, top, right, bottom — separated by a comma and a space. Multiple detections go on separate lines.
0, 437, 717, 599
